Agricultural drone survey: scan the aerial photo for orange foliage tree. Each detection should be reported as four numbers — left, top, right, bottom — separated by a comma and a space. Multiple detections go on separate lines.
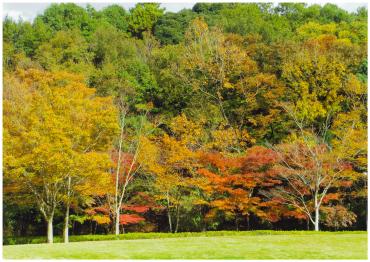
198, 146, 281, 230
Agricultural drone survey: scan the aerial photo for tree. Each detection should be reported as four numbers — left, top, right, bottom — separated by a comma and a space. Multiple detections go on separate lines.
268, 102, 364, 231
182, 18, 286, 147
198, 146, 280, 230
100, 5, 129, 32
281, 37, 364, 133
36, 3, 96, 37
128, 3, 164, 38
62, 152, 112, 243
148, 115, 203, 232
3, 69, 118, 243
110, 99, 159, 235
2, 2, 368, 236
154, 10, 196, 45
35, 29, 93, 74
3, 17, 52, 57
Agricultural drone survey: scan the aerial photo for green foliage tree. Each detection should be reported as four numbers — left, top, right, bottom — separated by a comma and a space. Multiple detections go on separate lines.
35, 29, 93, 74
37, 3, 96, 37
100, 5, 129, 32
128, 3, 164, 38
154, 10, 196, 45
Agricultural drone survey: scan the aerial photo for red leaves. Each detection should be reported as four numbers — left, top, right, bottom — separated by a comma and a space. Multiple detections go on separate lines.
121, 205, 150, 213
111, 150, 138, 184
241, 146, 278, 170
119, 214, 145, 225
85, 206, 110, 216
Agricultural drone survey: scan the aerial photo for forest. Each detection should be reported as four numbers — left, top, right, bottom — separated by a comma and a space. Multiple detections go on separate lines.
3, 3, 368, 244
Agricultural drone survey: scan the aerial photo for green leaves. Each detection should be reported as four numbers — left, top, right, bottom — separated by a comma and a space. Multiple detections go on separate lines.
128, 3, 164, 38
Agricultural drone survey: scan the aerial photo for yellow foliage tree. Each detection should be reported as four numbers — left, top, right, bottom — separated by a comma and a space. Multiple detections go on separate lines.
3, 69, 119, 243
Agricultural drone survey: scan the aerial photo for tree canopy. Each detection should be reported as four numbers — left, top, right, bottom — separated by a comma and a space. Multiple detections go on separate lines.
3, 3, 367, 241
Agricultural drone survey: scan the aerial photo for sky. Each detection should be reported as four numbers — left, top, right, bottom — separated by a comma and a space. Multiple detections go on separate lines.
2, 1, 368, 22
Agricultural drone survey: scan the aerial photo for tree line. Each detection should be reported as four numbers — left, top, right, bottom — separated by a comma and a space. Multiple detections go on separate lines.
3, 3, 367, 244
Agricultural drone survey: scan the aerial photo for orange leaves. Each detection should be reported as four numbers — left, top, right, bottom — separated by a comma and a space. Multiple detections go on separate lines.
241, 146, 278, 170
321, 193, 340, 204
199, 152, 241, 172
94, 207, 110, 215
321, 205, 357, 229
198, 146, 280, 221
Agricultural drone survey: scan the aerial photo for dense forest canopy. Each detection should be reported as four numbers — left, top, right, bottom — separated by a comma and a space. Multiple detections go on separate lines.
3, 2, 368, 243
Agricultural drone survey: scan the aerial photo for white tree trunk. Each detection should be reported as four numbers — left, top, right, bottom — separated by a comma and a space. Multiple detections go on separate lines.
166, 191, 172, 233
115, 208, 120, 235
47, 218, 53, 243
314, 188, 320, 231
314, 207, 320, 231
114, 114, 125, 236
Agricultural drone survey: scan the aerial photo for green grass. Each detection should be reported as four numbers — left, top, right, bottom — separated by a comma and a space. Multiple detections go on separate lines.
3, 231, 367, 259
3, 230, 366, 245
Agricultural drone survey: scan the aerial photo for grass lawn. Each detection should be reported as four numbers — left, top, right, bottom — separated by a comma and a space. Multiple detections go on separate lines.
3, 231, 367, 259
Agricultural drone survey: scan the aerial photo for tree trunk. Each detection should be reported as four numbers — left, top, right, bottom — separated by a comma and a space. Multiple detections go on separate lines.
47, 218, 53, 244
307, 217, 310, 230
166, 191, 172, 233
64, 176, 72, 243
63, 203, 70, 243
314, 207, 320, 231
168, 211, 173, 233
235, 217, 239, 231
314, 190, 320, 231
115, 208, 120, 235
175, 205, 180, 233
114, 114, 125, 236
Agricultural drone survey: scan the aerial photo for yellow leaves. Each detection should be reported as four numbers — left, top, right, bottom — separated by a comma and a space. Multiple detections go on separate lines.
3, 68, 119, 200
208, 128, 237, 151
295, 98, 326, 122
183, 18, 257, 99
282, 41, 350, 123
223, 81, 233, 89
331, 110, 367, 169
161, 134, 195, 166
297, 22, 337, 40
185, 17, 209, 43
138, 135, 165, 176
92, 215, 111, 225
345, 74, 367, 96
208, 125, 254, 151
144, 116, 201, 199
169, 114, 204, 147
